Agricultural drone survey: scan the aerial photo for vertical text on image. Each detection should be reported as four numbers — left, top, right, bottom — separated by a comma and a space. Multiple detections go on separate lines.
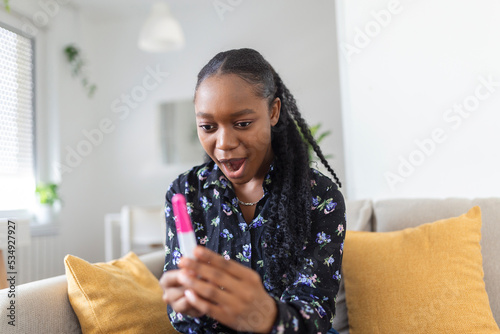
6, 220, 17, 327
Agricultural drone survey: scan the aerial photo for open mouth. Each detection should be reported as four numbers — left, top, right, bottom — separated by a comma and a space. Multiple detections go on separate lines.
219, 158, 246, 177
222, 158, 245, 172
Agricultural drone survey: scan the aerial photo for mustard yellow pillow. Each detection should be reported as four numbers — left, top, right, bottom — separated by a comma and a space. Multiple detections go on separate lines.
343, 206, 500, 333
64, 252, 178, 334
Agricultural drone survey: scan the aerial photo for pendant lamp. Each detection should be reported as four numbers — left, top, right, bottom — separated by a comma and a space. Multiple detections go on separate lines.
138, 2, 185, 52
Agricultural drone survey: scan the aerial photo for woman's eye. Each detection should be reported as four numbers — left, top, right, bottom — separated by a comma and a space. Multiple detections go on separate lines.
199, 125, 215, 131
235, 122, 251, 128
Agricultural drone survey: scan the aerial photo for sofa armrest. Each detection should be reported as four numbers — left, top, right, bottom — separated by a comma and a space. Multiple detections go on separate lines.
0, 250, 165, 334
139, 249, 165, 280
0, 275, 81, 334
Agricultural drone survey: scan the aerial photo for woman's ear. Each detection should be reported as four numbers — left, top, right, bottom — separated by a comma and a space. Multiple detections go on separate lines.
270, 97, 281, 126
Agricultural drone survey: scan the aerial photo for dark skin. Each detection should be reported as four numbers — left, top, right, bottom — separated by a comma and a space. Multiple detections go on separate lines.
159, 74, 281, 332
160, 246, 277, 333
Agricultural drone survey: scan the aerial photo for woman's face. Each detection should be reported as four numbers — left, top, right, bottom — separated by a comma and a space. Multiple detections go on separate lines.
194, 73, 280, 186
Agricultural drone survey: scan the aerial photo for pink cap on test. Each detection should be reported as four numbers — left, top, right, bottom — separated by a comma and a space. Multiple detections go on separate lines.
172, 194, 194, 233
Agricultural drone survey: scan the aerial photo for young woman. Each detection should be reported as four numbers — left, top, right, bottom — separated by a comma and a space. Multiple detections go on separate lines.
160, 48, 345, 334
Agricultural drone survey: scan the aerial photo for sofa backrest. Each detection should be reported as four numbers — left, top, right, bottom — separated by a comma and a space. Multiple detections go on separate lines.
333, 199, 374, 334
372, 197, 500, 327
0, 274, 82, 333
0, 250, 167, 334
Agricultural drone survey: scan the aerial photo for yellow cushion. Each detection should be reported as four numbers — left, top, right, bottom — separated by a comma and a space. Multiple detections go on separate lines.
64, 252, 178, 334
343, 206, 500, 333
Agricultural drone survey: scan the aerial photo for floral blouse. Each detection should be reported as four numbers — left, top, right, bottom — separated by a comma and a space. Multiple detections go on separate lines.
163, 161, 346, 334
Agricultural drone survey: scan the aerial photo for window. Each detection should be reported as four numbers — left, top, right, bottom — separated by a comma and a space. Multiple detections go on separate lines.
0, 23, 36, 212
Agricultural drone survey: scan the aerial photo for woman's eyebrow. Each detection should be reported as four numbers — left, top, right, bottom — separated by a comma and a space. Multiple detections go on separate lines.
196, 109, 256, 118
196, 111, 213, 119
231, 109, 256, 117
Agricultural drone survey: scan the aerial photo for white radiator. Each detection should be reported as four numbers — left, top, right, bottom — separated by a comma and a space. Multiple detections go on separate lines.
17, 234, 65, 284
1, 219, 65, 285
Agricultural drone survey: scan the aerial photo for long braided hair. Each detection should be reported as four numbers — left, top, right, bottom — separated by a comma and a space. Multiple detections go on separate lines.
194, 48, 341, 293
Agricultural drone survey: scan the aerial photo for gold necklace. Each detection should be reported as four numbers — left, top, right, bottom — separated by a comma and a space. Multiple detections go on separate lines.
237, 194, 264, 206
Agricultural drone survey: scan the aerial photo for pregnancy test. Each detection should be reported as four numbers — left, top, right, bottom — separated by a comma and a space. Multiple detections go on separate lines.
172, 194, 197, 259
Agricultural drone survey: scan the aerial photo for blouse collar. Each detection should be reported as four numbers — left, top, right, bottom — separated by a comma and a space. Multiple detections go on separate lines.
202, 159, 276, 199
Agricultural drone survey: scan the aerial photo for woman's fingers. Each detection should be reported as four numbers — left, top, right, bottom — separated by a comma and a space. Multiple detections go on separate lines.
184, 289, 229, 320
171, 294, 205, 318
178, 246, 252, 283
160, 271, 186, 304
168, 292, 205, 318
178, 259, 234, 293
159, 270, 182, 288
182, 280, 277, 333
165, 248, 277, 331
159, 269, 205, 317
176, 249, 277, 332
178, 270, 233, 306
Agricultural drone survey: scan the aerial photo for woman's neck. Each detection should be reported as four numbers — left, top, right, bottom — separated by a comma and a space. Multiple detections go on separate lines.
231, 149, 273, 202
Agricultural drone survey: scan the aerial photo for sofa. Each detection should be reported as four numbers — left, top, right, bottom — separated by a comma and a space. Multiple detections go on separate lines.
1, 197, 499, 333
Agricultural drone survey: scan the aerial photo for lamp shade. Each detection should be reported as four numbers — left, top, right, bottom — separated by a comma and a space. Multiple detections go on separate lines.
138, 2, 185, 52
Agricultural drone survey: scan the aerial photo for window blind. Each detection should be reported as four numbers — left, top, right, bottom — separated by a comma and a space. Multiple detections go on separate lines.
0, 24, 35, 211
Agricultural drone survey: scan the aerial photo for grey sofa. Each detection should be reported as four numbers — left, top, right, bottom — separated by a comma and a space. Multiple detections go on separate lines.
1, 197, 499, 333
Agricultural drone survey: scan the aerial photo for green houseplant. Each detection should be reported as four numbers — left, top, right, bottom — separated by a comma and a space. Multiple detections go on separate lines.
34, 182, 60, 224
298, 123, 334, 163
35, 182, 59, 205
64, 44, 97, 98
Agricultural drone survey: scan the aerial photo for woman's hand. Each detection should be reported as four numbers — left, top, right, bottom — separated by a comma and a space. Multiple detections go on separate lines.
159, 268, 205, 318
176, 246, 278, 333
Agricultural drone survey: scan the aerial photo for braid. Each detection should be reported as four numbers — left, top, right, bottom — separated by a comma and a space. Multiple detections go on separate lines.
265, 95, 312, 292
194, 48, 342, 294
274, 75, 342, 188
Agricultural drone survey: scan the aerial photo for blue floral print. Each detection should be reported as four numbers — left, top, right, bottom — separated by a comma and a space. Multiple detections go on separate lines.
165, 204, 171, 218
312, 196, 320, 209
236, 244, 251, 262
251, 214, 267, 228
316, 232, 332, 249
200, 196, 212, 211
335, 223, 344, 236
193, 222, 204, 233
222, 202, 233, 216
293, 273, 319, 288
172, 248, 182, 265
324, 201, 337, 214
197, 166, 210, 181
324, 255, 335, 266
220, 228, 233, 240
164, 161, 346, 334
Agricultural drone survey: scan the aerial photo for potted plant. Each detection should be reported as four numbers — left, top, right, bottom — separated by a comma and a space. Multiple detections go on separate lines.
34, 182, 60, 224
3, 0, 10, 12
64, 44, 97, 98
298, 123, 334, 163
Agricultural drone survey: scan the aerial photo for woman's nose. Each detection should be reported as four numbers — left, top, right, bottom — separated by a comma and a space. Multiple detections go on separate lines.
216, 127, 239, 151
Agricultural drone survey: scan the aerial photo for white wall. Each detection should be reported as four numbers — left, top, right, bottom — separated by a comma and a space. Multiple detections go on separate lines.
336, 0, 500, 200
10, 0, 344, 264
